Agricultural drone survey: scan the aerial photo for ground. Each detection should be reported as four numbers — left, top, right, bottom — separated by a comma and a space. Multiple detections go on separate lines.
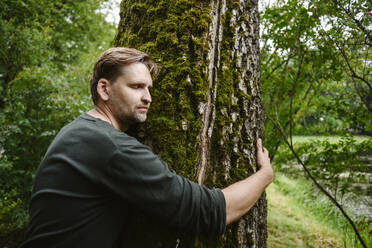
267, 173, 350, 248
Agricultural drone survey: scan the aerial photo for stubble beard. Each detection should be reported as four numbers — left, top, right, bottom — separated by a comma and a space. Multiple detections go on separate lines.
132, 111, 147, 123
116, 109, 147, 130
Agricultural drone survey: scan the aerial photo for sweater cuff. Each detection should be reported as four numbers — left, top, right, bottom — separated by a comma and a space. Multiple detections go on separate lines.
213, 188, 227, 235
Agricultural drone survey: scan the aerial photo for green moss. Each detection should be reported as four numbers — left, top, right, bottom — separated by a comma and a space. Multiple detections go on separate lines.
246, 231, 255, 246
115, 0, 213, 182
115, 0, 261, 247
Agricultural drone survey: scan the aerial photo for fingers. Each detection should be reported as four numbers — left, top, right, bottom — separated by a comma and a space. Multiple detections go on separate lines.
257, 138, 264, 152
257, 138, 261, 150
257, 139, 269, 158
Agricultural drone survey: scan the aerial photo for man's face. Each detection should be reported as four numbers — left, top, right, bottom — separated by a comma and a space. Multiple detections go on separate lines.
108, 63, 153, 129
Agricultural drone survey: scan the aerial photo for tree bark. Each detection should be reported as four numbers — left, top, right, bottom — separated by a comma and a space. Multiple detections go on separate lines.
114, 0, 266, 247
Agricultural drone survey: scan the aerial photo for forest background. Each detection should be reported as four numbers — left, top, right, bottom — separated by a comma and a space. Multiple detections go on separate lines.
0, 0, 371, 247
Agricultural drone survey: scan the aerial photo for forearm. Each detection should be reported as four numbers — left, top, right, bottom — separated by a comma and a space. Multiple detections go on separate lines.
222, 168, 273, 225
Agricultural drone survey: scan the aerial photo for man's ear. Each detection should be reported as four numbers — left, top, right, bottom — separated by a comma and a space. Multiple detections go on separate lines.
97, 78, 110, 102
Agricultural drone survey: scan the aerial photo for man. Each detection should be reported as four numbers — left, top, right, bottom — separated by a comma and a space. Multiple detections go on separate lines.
20, 47, 274, 247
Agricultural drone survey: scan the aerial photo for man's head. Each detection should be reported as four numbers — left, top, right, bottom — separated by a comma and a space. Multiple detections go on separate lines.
90, 47, 159, 129
90, 47, 158, 105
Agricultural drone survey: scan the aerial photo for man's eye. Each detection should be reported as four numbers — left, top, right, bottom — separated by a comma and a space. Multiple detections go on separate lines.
131, 85, 141, 89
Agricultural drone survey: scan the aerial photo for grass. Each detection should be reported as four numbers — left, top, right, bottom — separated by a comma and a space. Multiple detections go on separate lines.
268, 135, 372, 247
267, 172, 372, 248
291, 135, 370, 145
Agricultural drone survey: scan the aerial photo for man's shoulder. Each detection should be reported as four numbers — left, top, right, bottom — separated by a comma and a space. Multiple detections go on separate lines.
56, 113, 109, 139
56, 113, 140, 148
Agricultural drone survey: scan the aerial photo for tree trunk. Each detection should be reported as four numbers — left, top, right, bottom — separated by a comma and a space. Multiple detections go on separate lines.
114, 0, 266, 247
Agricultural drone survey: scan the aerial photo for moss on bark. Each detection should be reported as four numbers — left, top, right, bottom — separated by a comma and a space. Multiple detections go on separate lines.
114, 0, 266, 247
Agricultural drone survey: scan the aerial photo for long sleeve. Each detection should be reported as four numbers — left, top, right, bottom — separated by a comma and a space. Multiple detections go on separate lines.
100, 136, 226, 235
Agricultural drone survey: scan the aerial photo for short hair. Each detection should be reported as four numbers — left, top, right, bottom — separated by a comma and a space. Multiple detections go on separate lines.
90, 47, 159, 105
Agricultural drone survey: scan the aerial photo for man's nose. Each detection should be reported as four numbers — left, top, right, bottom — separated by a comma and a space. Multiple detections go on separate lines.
142, 88, 152, 104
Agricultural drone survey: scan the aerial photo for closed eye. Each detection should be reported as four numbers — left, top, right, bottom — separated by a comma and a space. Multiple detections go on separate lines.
130, 83, 152, 90
130, 84, 143, 89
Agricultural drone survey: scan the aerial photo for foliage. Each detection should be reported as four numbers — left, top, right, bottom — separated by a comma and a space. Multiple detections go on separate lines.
0, 0, 116, 246
0, 66, 87, 246
293, 80, 371, 135
0, 0, 109, 79
303, 137, 371, 203
274, 136, 372, 209
260, 0, 372, 159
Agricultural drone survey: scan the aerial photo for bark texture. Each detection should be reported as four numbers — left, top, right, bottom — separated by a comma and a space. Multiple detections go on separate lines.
114, 0, 266, 247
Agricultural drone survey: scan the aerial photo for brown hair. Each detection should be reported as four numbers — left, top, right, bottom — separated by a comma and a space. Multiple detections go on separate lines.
90, 47, 159, 105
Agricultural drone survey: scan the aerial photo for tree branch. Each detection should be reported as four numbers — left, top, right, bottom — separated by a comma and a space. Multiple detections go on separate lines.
337, 43, 372, 90
332, 0, 372, 45
262, 52, 295, 81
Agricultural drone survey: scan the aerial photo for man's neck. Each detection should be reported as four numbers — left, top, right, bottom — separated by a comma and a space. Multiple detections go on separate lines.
87, 105, 128, 132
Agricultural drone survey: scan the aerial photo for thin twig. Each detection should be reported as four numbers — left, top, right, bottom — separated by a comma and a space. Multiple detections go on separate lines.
262, 52, 295, 81
268, 75, 317, 161
289, 50, 305, 147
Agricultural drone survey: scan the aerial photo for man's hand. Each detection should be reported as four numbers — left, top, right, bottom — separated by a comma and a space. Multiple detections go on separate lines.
222, 138, 274, 224
256, 138, 274, 182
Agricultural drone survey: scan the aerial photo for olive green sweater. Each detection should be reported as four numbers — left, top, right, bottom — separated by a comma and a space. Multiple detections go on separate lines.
20, 113, 226, 248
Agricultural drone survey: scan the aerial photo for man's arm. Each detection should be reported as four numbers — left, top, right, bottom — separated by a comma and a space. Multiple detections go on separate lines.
222, 138, 274, 225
